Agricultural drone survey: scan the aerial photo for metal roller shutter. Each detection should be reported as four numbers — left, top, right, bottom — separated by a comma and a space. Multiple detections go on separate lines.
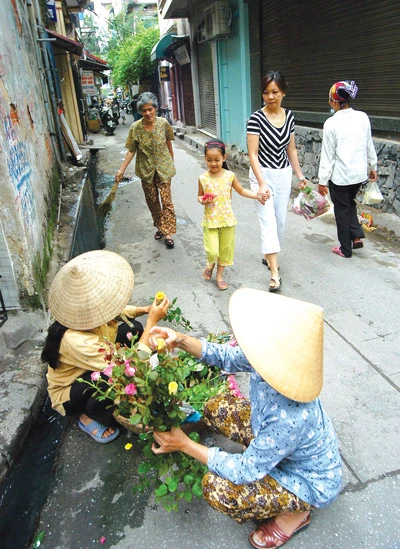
259, 0, 400, 118
198, 40, 217, 135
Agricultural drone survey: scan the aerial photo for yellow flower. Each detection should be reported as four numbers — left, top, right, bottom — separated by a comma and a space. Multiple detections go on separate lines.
168, 381, 178, 395
157, 338, 166, 351
155, 291, 165, 304
125, 443, 133, 451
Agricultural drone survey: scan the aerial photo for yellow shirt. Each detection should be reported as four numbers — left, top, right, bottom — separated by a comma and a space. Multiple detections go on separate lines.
46, 305, 151, 414
125, 117, 176, 183
200, 169, 237, 228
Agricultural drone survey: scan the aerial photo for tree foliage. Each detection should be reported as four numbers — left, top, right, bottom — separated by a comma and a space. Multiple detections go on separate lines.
106, 23, 159, 87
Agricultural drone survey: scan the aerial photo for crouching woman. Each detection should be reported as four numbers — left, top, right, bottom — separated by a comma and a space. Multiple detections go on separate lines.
41, 250, 169, 444
149, 289, 342, 548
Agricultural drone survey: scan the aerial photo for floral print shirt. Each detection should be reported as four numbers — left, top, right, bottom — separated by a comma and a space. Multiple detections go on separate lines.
199, 169, 237, 228
201, 340, 342, 508
125, 117, 176, 183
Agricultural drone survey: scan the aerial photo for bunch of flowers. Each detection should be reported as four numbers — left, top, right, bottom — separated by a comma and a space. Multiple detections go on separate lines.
292, 186, 330, 220
80, 313, 236, 511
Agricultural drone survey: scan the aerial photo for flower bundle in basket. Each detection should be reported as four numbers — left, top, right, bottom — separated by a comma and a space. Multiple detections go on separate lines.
80, 319, 230, 511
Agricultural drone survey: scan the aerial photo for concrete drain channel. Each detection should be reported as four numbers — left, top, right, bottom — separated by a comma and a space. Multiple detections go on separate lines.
0, 154, 111, 548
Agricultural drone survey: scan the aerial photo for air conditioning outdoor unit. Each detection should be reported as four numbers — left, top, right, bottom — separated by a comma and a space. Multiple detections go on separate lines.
203, 1, 231, 41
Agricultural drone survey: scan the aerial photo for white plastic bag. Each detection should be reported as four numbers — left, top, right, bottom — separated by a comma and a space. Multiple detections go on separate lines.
362, 181, 383, 205
292, 188, 331, 220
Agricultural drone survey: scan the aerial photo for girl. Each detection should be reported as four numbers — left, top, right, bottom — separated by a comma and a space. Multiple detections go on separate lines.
198, 139, 266, 291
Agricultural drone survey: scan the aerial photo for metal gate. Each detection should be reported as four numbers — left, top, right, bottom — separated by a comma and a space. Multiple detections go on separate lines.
259, 0, 400, 117
197, 40, 217, 135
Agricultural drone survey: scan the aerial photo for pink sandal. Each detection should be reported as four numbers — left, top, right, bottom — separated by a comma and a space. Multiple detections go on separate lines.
216, 280, 228, 291
332, 246, 347, 258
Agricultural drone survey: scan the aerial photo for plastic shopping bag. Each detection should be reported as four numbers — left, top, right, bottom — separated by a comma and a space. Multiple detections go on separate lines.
361, 180, 383, 205
292, 187, 331, 220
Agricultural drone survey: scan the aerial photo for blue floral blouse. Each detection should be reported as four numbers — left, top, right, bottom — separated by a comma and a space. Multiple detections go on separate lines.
201, 340, 342, 508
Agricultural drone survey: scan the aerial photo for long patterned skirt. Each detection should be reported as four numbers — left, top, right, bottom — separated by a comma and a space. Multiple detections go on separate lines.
201, 393, 312, 523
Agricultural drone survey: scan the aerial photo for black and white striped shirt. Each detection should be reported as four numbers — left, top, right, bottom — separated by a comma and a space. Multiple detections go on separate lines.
247, 108, 295, 169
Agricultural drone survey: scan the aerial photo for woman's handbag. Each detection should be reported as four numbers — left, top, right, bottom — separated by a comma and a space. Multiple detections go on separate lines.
361, 181, 383, 205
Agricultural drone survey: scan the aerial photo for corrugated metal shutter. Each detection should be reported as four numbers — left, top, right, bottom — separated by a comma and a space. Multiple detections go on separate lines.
260, 0, 400, 118
0, 224, 20, 309
197, 40, 217, 134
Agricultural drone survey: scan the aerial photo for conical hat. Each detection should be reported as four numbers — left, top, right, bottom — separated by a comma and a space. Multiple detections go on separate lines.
229, 288, 323, 402
48, 250, 134, 330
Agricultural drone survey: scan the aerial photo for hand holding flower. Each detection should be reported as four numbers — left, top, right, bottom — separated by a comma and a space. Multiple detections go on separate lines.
148, 294, 170, 323
149, 326, 182, 351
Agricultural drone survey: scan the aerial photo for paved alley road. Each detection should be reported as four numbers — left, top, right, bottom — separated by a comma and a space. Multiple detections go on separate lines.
34, 122, 400, 548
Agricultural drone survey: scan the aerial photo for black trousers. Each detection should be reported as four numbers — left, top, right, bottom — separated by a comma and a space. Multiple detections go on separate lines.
329, 180, 364, 257
62, 319, 144, 426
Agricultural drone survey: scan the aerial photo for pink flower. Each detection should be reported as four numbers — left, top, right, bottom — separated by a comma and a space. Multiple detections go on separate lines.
100, 536, 106, 544
228, 339, 238, 347
124, 383, 137, 396
125, 364, 136, 377
126, 332, 133, 341
103, 365, 113, 377
91, 371, 101, 381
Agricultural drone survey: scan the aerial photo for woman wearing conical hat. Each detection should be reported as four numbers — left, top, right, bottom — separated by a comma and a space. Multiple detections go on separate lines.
41, 250, 169, 444
150, 289, 342, 548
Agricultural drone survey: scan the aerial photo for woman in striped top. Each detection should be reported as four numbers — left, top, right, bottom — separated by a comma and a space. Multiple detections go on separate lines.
247, 71, 308, 291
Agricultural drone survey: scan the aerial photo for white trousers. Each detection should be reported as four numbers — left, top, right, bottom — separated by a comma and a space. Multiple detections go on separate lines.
250, 166, 292, 255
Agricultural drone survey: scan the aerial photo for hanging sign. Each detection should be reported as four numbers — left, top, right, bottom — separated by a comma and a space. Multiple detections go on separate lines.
159, 66, 170, 82
81, 70, 97, 95
174, 45, 190, 66
46, 0, 57, 22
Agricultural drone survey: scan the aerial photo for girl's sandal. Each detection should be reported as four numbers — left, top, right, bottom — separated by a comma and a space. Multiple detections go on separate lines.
203, 266, 214, 281
217, 280, 228, 291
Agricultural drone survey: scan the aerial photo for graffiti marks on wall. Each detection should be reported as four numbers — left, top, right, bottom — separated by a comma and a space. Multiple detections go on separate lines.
3, 113, 37, 234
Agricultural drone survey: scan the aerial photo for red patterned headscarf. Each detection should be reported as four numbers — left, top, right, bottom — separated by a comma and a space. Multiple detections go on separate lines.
329, 81, 358, 106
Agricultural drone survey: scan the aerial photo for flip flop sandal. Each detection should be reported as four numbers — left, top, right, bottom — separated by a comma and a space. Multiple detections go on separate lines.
268, 277, 281, 292
154, 231, 164, 240
78, 420, 120, 444
217, 280, 228, 291
352, 239, 364, 249
248, 514, 311, 549
165, 238, 174, 249
332, 246, 348, 257
203, 267, 214, 281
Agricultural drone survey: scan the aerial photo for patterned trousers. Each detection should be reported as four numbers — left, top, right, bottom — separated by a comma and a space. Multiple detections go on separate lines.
201, 393, 312, 523
141, 173, 176, 235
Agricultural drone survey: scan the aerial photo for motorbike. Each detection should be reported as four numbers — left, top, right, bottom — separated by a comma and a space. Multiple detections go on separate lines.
121, 100, 130, 114
99, 106, 117, 135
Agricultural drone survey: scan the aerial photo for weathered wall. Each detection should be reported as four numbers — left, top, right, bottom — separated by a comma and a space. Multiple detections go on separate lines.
295, 127, 400, 216
0, 0, 59, 306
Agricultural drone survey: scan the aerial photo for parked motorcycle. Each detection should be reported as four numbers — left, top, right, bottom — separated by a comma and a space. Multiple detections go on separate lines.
99, 106, 117, 135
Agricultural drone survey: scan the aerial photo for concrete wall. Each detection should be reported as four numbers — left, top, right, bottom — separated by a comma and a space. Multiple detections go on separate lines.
0, 0, 59, 306
295, 127, 400, 216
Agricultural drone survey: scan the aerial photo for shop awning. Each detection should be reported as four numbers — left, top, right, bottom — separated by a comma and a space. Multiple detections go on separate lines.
80, 50, 111, 72
46, 29, 84, 55
150, 34, 187, 62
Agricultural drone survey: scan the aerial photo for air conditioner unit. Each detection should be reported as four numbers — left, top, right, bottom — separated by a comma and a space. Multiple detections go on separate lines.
204, 1, 231, 41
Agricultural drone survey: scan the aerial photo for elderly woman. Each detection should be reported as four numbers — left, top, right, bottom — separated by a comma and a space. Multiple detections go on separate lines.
317, 80, 378, 258
149, 289, 342, 548
41, 250, 169, 443
247, 71, 309, 291
116, 92, 177, 249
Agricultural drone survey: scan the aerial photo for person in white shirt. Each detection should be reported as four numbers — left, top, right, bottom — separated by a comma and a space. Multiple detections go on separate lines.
317, 80, 378, 258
